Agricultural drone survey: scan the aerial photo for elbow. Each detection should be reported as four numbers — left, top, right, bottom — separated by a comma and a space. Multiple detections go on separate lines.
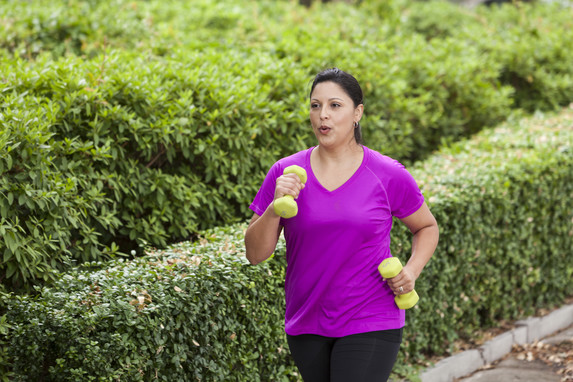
246, 252, 262, 265
245, 243, 272, 265
244, 239, 265, 265
246, 251, 270, 266
412, 221, 439, 237
429, 222, 440, 251
244, 226, 277, 265
427, 217, 440, 237
428, 222, 440, 244
431, 220, 439, 236
244, 237, 256, 265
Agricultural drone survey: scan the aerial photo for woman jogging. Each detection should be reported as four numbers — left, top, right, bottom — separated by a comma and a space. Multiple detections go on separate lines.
244, 68, 439, 382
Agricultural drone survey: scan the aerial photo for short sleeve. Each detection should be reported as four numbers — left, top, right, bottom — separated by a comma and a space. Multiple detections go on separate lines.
249, 162, 282, 216
387, 161, 424, 219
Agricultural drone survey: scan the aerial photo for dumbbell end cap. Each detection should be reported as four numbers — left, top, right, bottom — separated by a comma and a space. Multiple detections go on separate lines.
395, 290, 419, 310
284, 165, 308, 184
273, 198, 298, 218
378, 257, 403, 279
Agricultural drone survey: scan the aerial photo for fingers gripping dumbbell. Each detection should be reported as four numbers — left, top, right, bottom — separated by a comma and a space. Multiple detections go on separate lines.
378, 257, 419, 310
273, 165, 307, 218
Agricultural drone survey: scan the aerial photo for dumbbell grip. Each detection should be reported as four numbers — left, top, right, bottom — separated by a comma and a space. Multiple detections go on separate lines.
378, 257, 403, 279
273, 166, 306, 219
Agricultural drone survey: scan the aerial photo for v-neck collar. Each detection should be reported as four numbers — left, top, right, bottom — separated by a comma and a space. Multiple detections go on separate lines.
306, 146, 368, 193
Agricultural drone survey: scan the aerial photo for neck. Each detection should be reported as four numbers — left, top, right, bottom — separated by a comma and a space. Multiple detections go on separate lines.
315, 141, 363, 165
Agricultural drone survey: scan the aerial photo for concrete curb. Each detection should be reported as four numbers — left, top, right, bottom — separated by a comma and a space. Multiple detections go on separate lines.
419, 303, 573, 382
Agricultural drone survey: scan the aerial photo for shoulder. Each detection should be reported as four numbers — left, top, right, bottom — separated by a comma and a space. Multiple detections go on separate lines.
252, 147, 313, 205
270, 147, 313, 174
363, 147, 423, 215
364, 146, 409, 177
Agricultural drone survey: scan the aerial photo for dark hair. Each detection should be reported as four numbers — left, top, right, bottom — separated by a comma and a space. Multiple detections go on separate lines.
310, 68, 364, 144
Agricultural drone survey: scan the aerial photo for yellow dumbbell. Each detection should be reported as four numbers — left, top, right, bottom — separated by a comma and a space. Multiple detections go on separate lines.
378, 257, 419, 309
273, 165, 307, 218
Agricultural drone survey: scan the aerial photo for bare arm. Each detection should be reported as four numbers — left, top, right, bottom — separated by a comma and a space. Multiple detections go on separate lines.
386, 202, 439, 295
244, 208, 282, 265
244, 172, 305, 265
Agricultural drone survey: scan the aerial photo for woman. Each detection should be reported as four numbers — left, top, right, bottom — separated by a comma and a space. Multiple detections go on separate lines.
244, 68, 439, 382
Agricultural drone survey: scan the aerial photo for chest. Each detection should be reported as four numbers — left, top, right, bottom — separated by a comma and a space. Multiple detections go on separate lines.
310, 151, 364, 192
283, 171, 393, 239
313, 167, 360, 192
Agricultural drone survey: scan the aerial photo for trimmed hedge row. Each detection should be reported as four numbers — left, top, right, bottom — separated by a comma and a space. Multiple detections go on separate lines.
394, 107, 573, 358
3, 107, 572, 380
4, 228, 295, 381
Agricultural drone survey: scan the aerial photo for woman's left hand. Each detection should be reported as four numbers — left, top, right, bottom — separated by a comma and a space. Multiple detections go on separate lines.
385, 265, 417, 296
389, 202, 439, 296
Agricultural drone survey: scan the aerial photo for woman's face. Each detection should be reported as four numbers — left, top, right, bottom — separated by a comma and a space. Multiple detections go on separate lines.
310, 81, 363, 149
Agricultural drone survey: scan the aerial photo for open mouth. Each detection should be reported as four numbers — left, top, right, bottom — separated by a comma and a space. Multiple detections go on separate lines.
319, 126, 331, 134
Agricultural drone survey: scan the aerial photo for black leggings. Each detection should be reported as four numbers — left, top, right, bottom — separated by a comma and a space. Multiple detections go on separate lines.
287, 328, 403, 382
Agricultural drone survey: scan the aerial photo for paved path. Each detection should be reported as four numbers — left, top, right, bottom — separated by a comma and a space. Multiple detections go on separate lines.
420, 304, 573, 382
457, 325, 572, 382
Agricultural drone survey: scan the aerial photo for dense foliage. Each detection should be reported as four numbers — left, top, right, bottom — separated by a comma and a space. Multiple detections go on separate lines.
4, 230, 295, 381
395, 108, 573, 359
2, 0, 573, 290
4, 107, 572, 380
1, 1, 572, 378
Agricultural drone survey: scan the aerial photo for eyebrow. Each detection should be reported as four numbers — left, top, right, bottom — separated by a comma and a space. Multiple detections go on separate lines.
310, 97, 345, 102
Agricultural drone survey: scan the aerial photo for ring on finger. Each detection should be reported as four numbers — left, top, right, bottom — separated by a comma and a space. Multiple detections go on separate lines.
398, 286, 404, 293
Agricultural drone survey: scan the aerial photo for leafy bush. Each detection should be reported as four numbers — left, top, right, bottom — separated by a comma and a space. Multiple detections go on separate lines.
0, 0, 149, 59
0, 84, 121, 290
392, 107, 573, 359
401, 0, 573, 112
4, 226, 298, 381
0, 49, 309, 289
474, 2, 573, 111
4, 107, 572, 380
1, 0, 572, 290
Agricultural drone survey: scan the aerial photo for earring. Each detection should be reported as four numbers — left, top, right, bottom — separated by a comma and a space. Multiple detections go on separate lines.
353, 122, 358, 128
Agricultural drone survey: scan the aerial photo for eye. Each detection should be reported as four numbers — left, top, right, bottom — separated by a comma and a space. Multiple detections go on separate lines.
331, 103, 341, 108
310, 103, 320, 109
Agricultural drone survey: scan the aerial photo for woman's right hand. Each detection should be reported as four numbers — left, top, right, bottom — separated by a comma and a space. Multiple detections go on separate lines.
246, 172, 303, 264
274, 173, 305, 201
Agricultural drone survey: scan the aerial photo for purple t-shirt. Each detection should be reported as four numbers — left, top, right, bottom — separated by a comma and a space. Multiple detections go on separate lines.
249, 146, 424, 337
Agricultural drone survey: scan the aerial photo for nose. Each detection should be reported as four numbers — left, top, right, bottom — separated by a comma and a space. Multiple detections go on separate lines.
320, 107, 329, 120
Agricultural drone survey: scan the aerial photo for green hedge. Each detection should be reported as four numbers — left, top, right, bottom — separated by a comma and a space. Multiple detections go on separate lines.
401, 0, 573, 111
4, 0, 572, 117
0, 0, 150, 58
3, 107, 572, 380
0, 49, 309, 290
0, 89, 121, 288
392, 107, 573, 359
1, 0, 573, 290
4, 228, 296, 381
